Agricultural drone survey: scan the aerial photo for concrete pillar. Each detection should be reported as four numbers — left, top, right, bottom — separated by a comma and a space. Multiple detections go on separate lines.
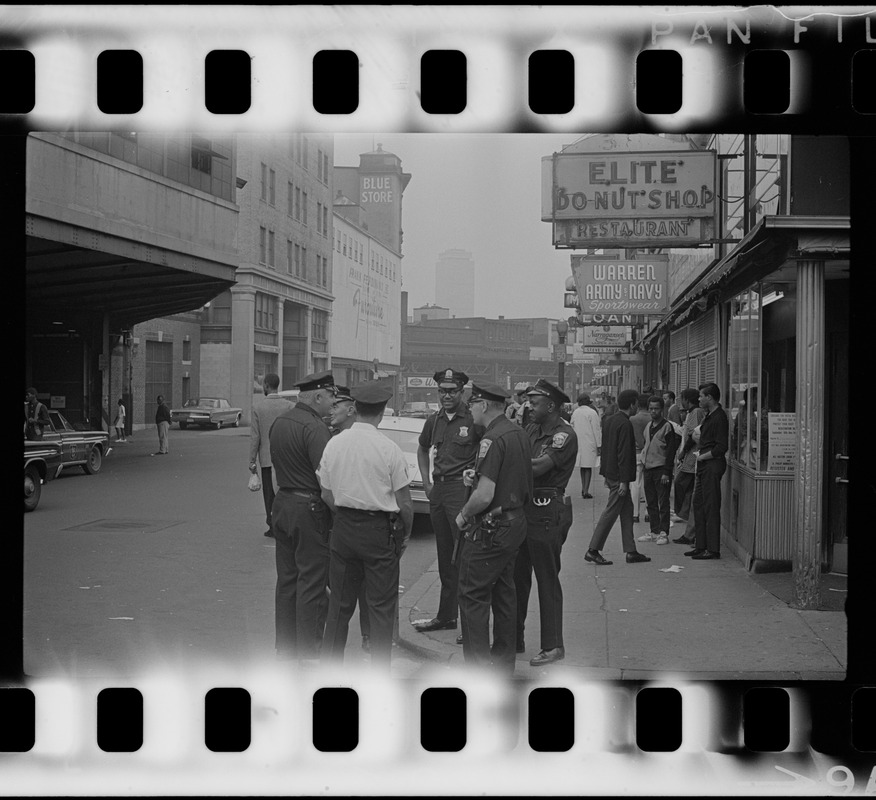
102, 312, 111, 433
276, 298, 285, 379
305, 305, 313, 376
793, 259, 825, 609
231, 285, 257, 424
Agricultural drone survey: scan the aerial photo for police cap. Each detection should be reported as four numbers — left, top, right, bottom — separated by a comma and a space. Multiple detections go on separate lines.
334, 385, 354, 402
526, 378, 570, 406
294, 370, 336, 392
469, 382, 510, 403
350, 381, 393, 404
433, 368, 469, 388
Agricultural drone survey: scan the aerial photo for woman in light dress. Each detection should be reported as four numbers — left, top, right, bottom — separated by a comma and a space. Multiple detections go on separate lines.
113, 398, 126, 442
570, 393, 601, 498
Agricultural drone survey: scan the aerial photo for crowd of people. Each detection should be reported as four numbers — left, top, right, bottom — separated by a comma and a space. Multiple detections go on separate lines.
248, 366, 730, 674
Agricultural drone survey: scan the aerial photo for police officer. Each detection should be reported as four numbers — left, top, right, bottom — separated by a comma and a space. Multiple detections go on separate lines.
454, 382, 532, 673
414, 368, 481, 634
268, 370, 337, 663
318, 381, 413, 669
515, 378, 578, 666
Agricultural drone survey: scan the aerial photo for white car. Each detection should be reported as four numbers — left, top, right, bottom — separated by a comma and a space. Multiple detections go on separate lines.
377, 415, 433, 516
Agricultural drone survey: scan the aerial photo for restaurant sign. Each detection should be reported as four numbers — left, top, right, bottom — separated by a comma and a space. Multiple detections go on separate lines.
542, 150, 717, 248
571, 255, 670, 316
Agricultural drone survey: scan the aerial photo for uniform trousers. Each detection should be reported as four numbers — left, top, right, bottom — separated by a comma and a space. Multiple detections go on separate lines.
692, 459, 725, 553
322, 507, 400, 669
156, 420, 169, 453
457, 515, 527, 673
261, 466, 276, 528
674, 470, 696, 519
515, 499, 572, 651
643, 467, 672, 535
272, 490, 331, 659
428, 479, 466, 622
589, 478, 636, 553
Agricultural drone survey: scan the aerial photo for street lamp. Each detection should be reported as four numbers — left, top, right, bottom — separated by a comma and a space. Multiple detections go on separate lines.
555, 319, 569, 393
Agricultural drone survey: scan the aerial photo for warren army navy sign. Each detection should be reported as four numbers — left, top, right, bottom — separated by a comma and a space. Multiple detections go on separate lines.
571, 255, 670, 316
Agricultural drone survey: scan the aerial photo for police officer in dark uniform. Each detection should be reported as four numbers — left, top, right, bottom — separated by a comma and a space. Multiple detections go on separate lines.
516, 378, 578, 666
454, 382, 532, 673
268, 370, 337, 663
414, 368, 481, 634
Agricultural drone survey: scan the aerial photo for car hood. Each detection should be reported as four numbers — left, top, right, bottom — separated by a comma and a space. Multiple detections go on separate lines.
401, 452, 422, 484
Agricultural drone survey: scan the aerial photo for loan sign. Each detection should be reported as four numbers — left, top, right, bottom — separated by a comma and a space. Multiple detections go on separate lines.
571, 255, 670, 316
542, 150, 716, 248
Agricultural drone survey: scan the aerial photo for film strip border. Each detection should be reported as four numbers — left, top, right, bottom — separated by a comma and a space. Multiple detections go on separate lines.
2, 676, 875, 794
0, 6, 875, 133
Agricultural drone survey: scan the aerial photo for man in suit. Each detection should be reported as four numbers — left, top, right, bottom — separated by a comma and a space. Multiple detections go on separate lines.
585, 388, 651, 566
249, 373, 291, 538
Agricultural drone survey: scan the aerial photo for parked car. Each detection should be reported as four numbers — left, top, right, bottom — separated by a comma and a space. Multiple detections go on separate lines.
276, 389, 300, 405
39, 410, 112, 476
171, 398, 243, 429
400, 401, 438, 419
377, 415, 434, 517
24, 438, 63, 511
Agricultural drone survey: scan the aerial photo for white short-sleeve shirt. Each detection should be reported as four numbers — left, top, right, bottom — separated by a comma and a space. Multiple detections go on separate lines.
318, 422, 410, 512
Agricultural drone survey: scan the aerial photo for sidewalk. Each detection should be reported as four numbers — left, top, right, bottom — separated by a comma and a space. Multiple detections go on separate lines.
398, 474, 847, 680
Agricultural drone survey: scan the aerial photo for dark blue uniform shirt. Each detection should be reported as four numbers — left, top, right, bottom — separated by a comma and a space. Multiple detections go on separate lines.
269, 403, 331, 492
526, 417, 578, 491
475, 415, 533, 513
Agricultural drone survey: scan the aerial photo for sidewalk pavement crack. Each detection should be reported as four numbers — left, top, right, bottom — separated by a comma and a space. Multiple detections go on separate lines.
796, 610, 847, 670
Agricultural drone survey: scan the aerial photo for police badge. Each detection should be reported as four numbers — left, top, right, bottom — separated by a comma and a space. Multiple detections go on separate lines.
458, 426, 469, 437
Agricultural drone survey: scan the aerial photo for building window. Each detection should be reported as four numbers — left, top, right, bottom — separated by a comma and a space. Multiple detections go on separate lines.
317, 201, 323, 234
312, 309, 328, 341
302, 136, 309, 170
302, 246, 307, 280
294, 186, 301, 221
182, 339, 192, 362
302, 190, 308, 225
268, 230, 275, 267
323, 152, 329, 184
260, 162, 267, 201
254, 293, 277, 331
293, 243, 301, 276
287, 182, 294, 217
343, 234, 347, 256
286, 240, 293, 274
323, 205, 329, 238
269, 168, 276, 206
317, 148, 324, 182
336, 229, 341, 253
259, 226, 266, 264
191, 136, 214, 174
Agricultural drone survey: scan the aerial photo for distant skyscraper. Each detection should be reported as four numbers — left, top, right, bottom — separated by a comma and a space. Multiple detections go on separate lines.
435, 248, 475, 318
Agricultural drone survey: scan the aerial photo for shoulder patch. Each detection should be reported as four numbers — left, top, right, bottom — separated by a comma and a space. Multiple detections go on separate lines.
551, 432, 570, 448
478, 439, 493, 459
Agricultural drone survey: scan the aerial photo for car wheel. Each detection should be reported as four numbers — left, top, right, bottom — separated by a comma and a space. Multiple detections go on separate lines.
179, 422, 188, 430
82, 445, 102, 475
233, 414, 240, 427
24, 465, 42, 512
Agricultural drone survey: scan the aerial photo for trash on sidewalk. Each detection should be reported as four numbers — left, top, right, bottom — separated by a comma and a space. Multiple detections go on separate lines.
659, 565, 685, 573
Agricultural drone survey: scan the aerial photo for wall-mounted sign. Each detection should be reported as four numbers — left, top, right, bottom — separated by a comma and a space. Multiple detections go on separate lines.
50, 395, 66, 409
583, 326, 629, 350
767, 412, 797, 472
579, 314, 649, 326
542, 150, 716, 248
571, 255, 670, 316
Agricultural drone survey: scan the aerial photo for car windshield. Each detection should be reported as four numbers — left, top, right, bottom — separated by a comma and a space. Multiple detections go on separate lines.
195, 399, 219, 408
379, 428, 420, 454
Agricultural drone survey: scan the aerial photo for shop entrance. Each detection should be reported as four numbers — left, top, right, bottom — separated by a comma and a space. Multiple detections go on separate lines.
825, 280, 849, 574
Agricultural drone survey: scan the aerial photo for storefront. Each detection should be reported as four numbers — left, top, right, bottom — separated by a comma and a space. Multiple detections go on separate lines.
646, 216, 849, 575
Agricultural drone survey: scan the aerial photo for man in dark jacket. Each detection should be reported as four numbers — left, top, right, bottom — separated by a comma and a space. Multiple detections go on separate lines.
153, 395, 172, 455
585, 389, 651, 566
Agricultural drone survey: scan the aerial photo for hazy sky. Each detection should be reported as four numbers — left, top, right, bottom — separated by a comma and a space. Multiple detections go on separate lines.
334, 133, 584, 320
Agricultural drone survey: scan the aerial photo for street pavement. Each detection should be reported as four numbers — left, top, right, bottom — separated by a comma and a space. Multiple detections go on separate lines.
400, 472, 848, 680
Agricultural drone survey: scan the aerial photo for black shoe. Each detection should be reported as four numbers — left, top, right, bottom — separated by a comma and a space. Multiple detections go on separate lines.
691, 550, 721, 560
530, 647, 565, 666
583, 493, 593, 499
684, 548, 706, 557
672, 535, 693, 545
414, 617, 457, 632
632, 515, 640, 523
455, 634, 464, 645
585, 549, 613, 565
626, 551, 651, 563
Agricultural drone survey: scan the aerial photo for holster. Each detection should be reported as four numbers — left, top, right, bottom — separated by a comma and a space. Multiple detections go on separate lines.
388, 512, 405, 555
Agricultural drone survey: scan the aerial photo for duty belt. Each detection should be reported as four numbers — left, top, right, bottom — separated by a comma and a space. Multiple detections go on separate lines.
531, 487, 564, 507
479, 507, 525, 523
433, 474, 464, 483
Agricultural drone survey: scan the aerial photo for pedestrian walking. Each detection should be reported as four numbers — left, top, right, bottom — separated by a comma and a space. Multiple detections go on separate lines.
636, 395, 680, 546
318, 381, 413, 670
413, 369, 481, 635
249, 373, 290, 538
268, 370, 336, 663
570, 392, 601, 498
671, 388, 706, 544
515, 379, 577, 666
152, 395, 171, 455
629, 393, 650, 523
113, 398, 127, 442
585, 389, 651, 566
454, 382, 532, 674
685, 382, 729, 560
25, 388, 51, 441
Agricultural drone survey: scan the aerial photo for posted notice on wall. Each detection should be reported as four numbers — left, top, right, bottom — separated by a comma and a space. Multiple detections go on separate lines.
767, 412, 797, 472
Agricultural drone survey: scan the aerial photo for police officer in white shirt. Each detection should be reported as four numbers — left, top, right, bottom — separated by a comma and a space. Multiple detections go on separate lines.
317, 381, 413, 669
